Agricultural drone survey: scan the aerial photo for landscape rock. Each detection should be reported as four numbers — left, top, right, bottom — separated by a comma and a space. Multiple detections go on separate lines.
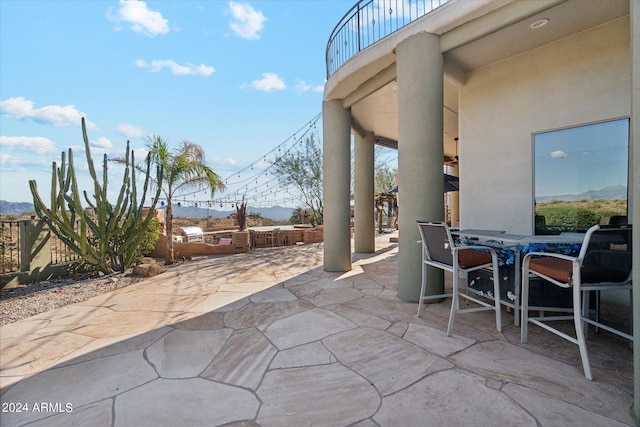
133, 263, 161, 277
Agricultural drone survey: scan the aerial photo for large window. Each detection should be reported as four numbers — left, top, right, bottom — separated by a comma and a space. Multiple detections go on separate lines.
533, 118, 629, 234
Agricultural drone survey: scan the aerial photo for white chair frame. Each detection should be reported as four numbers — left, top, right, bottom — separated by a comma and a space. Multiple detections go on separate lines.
521, 224, 633, 380
416, 221, 502, 336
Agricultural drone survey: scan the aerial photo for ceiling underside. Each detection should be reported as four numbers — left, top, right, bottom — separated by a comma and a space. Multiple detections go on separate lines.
346, 0, 629, 159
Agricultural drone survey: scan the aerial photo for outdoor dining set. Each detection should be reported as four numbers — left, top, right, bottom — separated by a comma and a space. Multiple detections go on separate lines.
416, 220, 633, 381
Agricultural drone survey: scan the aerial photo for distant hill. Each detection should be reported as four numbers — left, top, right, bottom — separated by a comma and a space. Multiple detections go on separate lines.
164, 204, 294, 221
536, 185, 627, 203
0, 200, 35, 216
0, 200, 294, 221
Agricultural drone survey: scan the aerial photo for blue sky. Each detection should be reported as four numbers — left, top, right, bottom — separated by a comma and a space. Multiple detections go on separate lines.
534, 119, 629, 198
0, 0, 353, 208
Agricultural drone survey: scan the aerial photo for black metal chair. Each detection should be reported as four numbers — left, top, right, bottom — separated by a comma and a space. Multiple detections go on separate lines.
416, 221, 502, 336
521, 224, 633, 380
608, 215, 628, 225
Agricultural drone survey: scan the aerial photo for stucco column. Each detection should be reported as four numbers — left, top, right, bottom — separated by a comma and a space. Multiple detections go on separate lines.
630, 0, 639, 423
396, 32, 444, 302
354, 132, 375, 253
323, 99, 352, 271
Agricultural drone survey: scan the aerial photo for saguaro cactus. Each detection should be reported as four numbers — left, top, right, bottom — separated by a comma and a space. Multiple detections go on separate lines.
29, 118, 163, 274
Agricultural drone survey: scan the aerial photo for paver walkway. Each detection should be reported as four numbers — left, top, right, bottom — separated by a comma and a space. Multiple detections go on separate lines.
0, 234, 634, 426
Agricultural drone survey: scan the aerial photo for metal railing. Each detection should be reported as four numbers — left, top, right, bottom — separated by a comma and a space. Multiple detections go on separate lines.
0, 219, 83, 275
50, 221, 83, 264
1, 221, 21, 273
326, 0, 449, 77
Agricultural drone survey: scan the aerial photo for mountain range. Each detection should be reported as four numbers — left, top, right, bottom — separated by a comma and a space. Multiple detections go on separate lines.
0, 200, 294, 221
0, 200, 36, 216
3, 184, 625, 218
165, 204, 294, 221
536, 185, 627, 203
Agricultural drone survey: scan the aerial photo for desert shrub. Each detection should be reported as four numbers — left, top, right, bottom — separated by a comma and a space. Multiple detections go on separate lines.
136, 218, 161, 260
535, 205, 600, 227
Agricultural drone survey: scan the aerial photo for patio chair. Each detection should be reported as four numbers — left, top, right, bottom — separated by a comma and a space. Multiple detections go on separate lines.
608, 215, 628, 225
521, 224, 633, 380
416, 221, 502, 336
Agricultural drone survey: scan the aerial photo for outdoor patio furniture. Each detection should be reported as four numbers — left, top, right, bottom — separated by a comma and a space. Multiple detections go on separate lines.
521, 224, 633, 380
454, 229, 586, 326
416, 221, 502, 336
609, 215, 628, 225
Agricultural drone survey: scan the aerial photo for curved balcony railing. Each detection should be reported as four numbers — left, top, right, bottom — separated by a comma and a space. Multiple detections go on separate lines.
326, 0, 449, 78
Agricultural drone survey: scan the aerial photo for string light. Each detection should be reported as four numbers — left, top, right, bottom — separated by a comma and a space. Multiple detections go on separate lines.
159, 112, 323, 210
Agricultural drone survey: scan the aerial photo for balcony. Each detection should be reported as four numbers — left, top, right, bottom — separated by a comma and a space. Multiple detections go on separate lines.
326, 0, 450, 77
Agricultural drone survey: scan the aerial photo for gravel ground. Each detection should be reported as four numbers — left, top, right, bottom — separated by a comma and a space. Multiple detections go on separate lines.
0, 268, 170, 326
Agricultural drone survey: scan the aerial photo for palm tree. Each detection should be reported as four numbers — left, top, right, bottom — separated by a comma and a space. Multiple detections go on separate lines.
136, 136, 225, 264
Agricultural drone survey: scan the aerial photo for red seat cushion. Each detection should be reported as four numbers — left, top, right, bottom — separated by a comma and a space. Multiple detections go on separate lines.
458, 249, 492, 269
529, 257, 573, 285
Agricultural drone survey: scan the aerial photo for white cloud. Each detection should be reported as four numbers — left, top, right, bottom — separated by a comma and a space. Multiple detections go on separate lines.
135, 59, 215, 76
210, 157, 238, 166
247, 73, 286, 92
92, 137, 113, 149
108, 0, 170, 37
295, 80, 324, 94
0, 97, 96, 129
0, 136, 57, 155
0, 152, 54, 174
228, 1, 266, 40
550, 150, 568, 158
132, 148, 149, 161
117, 123, 146, 138
0, 152, 18, 167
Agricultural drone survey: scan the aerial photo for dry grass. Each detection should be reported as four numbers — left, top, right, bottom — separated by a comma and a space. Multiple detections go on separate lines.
536, 199, 627, 224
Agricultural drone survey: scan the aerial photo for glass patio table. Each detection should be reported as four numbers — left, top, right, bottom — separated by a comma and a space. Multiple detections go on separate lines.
452, 229, 585, 326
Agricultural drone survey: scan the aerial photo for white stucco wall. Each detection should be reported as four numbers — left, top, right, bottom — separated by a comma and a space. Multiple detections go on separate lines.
459, 17, 631, 234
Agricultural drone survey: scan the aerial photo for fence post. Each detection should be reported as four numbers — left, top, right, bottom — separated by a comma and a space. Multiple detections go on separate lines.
21, 219, 52, 276
19, 220, 30, 272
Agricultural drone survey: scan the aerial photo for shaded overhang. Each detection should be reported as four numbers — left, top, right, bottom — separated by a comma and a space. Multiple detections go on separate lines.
324, 0, 630, 159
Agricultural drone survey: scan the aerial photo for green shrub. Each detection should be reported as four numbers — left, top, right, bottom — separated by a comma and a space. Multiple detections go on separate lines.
535, 205, 601, 227
136, 218, 161, 261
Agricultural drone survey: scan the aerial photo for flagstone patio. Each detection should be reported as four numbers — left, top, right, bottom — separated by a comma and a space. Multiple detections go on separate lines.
0, 233, 634, 426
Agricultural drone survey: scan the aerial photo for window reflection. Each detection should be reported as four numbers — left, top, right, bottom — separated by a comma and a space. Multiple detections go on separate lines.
533, 118, 629, 234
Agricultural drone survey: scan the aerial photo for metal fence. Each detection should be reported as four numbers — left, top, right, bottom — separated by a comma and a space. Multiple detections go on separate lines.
326, 0, 449, 77
0, 219, 82, 274
50, 222, 83, 264
0, 221, 21, 273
